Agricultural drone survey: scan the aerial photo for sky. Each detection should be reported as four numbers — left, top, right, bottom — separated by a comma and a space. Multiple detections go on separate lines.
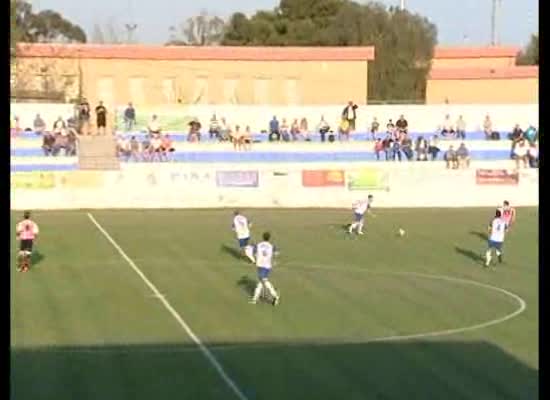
33, 0, 538, 47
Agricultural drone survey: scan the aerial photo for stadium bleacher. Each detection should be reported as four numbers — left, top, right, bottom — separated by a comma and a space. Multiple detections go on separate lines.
11, 129, 526, 172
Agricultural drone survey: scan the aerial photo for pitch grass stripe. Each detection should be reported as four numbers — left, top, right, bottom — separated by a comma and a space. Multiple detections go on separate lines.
87, 213, 249, 400
279, 262, 527, 341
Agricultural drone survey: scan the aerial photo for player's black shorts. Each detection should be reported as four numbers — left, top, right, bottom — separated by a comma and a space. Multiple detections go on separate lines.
20, 239, 33, 252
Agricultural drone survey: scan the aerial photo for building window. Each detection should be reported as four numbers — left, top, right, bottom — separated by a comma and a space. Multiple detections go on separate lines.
285, 78, 300, 105
161, 78, 176, 104
254, 78, 270, 105
192, 76, 209, 104
128, 77, 145, 105
223, 78, 238, 104
97, 77, 114, 107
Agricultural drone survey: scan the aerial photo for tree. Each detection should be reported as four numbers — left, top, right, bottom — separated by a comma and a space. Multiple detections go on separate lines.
517, 34, 538, 66
167, 11, 225, 46
12, 0, 86, 46
221, 0, 437, 102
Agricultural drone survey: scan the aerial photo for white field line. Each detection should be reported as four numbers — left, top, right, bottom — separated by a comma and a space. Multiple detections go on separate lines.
87, 213, 248, 400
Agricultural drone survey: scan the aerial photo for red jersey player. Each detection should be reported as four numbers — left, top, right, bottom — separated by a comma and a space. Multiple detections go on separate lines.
15, 211, 39, 272
498, 201, 516, 230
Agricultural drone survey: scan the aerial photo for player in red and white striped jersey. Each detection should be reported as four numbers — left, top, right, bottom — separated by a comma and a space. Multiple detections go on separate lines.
498, 201, 516, 230
15, 211, 39, 272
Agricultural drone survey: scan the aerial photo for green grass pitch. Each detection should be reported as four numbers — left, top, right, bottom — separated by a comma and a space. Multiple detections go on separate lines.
11, 208, 538, 400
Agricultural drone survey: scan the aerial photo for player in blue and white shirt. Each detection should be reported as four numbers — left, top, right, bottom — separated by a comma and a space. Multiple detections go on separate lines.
250, 232, 280, 306
348, 195, 374, 235
485, 209, 507, 268
232, 210, 255, 263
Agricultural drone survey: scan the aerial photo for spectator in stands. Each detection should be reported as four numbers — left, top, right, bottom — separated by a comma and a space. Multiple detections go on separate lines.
53, 116, 66, 135
280, 119, 290, 142
339, 118, 350, 141
509, 124, 523, 141
428, 135, 440, 160
148, 115, 161, 135
342, 101, 358, 132
269, 116, 280, 141
300, 117, 309, 141
528, 142, 538, 168
513, 139, 528, 169
483, 115, 493, 140
386, 119, 395, 135
151, 134, 163, 160
317, 116, 330, 142
219, 117, 230, 141
401, 134, 413, 161
142, 135, 151, 161
374, 138, 384, 160
382, 134, 393, 161
66, 130, 78, 156
118, 136, 131, 161
161, 134, 175, 161
124, 103, 136, 132
209, 114, 220, 140
243, 127, 252, 151
456, 143, 470, 168
440, 114, 455, 138
524, 125, 537, 144
52, 132, 68, 156
231, 125, 243, 150
42, 132, 55, 156
396, 114, 408, 134
95, 101, 108, 135
456, 115, 466, 139
415, 136, 428, 161
33, 114, 46, 135
291, 119, 301, 141
187, 120, 201, 142
444, 145, 459, 169
78, 100, 91, 135
391, 137, 402, 161
370, 117, 380, 140
130, 136, 140, 161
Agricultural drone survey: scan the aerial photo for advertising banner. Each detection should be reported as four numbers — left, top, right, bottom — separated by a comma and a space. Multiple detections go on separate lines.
57, 171, 103, 188
347, 169, 389, 191
11, 172, 55, 189
302, 170, 345, 187
476, 169, 519, 185
216, 171, 259, 187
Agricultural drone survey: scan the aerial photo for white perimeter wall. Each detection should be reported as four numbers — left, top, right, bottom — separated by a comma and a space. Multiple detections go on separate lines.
11, 103, 539, 133
11, 161, 538, 210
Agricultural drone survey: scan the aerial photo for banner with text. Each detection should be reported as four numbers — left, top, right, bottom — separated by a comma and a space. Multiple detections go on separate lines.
216, 171, 259, 187
302, 170, 345, 187
476, 169, 519, 185
347, 169, 389, 191
11, 172, 55, 189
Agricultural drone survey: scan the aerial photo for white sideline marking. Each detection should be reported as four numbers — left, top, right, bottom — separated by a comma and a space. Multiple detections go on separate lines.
87, 213, 249, 400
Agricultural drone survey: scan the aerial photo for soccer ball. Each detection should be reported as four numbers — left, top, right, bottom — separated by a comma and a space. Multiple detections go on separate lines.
398, 228, 405, 237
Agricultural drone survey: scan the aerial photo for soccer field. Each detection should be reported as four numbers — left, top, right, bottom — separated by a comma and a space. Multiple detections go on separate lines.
11, 208, 538, 400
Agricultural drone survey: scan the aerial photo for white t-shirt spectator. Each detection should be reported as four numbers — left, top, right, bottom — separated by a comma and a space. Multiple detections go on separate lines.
528, 145, 538, 159
148, 119, 161, 133
151, 136, 162, 150
514, 143, 528, 157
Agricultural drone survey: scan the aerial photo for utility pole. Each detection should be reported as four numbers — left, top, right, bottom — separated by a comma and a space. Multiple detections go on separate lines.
125, 24, 138, 44
400, 0, 406, 11
491, 0, 502, 45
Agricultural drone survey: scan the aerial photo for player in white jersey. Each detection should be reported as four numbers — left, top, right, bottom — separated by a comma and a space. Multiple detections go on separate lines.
485, 209, 507, 268
232, 210, 255, 263
250, 232, 280, 306
348, 195, 374, 235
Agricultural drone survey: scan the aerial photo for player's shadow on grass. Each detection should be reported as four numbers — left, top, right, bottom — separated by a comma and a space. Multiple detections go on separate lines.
469, 231, 489, 241
31, 251, 45, 267
11, 340, 538, 400
455, 246, 484, 264
236, 275, 256, 296
220, 244, 243, 261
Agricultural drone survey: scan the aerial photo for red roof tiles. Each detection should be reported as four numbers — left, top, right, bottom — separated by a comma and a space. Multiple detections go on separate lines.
16, 43, 375, 61
433, 46, 520, 59
429, 66, 538, 80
